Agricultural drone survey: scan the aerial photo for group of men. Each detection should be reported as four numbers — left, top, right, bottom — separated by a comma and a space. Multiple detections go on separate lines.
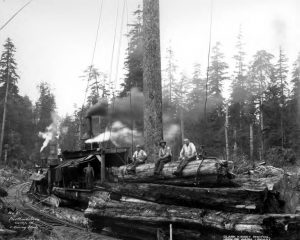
127, 138, 198, 176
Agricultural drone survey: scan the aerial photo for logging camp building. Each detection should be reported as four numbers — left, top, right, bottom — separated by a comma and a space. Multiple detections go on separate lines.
28, 0, 300, 239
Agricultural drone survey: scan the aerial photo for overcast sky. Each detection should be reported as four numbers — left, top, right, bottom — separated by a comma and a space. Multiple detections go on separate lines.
0, 0, 300, 115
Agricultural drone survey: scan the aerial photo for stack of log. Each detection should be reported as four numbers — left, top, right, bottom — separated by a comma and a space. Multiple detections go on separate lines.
84, 160, 300, 239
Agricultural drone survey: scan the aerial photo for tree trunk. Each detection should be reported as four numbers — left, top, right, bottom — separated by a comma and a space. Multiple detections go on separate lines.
0, 73, 10, 162
101, 182, 275, 213
250, 122, 254, 164
225, 104, 229, 160
115, 159, 233, 186
85, 192, 300, 237
143, 0, 163, 162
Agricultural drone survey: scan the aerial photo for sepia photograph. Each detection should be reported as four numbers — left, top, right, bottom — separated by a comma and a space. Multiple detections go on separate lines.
0, 0, 300, 239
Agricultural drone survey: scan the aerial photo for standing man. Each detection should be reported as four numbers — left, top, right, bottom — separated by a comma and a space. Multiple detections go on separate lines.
126, 145, 147, 173
154, 140, 172, 176
173, 138, 197, 176
84, 162, 95, 189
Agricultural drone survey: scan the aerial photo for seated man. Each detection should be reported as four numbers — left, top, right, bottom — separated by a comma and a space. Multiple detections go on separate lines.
154, 140, 172, 176
173, 138, 197, 176
126, 145, 147, 173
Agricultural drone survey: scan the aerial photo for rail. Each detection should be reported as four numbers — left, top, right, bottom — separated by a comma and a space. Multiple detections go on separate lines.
4, 182, 87, 232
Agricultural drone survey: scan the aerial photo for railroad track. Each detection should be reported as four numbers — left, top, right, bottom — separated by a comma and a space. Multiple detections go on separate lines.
5, 182, 88, 232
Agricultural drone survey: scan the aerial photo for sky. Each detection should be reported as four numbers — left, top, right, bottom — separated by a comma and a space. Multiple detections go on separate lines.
0, 0, 300, 115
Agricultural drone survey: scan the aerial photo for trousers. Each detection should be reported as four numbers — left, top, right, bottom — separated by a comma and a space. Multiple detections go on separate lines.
174, 156, 197, 175
154, 156, 171, 174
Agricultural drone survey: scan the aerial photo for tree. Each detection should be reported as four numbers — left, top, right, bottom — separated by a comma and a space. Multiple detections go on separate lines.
81, 65, 109, 105
208, 42, 228, 113
163, 45, 178, 104
287, 53, 300, 157
143, 0, 163, 161
248, 50, 275, 158
35, 82, 56, 132
120, 6, 143, 96
0, 38, 20, 161
0, 38, 19, 97
230, 29, 248, 156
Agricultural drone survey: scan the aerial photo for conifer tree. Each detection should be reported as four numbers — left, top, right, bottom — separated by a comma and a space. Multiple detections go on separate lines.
120, 6, 143, 96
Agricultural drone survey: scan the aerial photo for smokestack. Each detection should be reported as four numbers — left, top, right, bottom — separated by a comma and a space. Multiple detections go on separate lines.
86, 116, 93, 139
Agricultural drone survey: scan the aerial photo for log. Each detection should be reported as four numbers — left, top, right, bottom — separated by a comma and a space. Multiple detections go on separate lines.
233, 168, 300, 214
85, 192, 300, 237
115, 159, 233, 186
52, 187, 92, 205
100, 182, 271, 213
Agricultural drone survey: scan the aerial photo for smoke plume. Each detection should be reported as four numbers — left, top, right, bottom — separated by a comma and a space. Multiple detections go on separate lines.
85, 121, 143, 147
38, 112, 60, 152
86, 88, 143, 124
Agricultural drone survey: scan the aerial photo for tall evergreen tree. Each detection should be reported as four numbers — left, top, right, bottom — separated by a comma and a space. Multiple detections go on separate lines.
0, 38, 20, 161
230, 29, 248, 155
81, 65, 109, 105
120, 6, 143, 96
248, 50, 275, 157
208, 42, 228, 113
0, 38, 19, 97
35, 82, 56, 132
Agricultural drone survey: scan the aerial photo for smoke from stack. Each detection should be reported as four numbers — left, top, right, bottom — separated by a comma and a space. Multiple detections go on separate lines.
39, 112, 60, 152
85, 121, 143, 147
86, 88, 143, 123
85, 87, 181, 147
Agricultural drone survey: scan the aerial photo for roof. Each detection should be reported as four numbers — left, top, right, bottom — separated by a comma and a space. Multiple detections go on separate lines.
29, 172, 46, 181
54, 154, 96, 169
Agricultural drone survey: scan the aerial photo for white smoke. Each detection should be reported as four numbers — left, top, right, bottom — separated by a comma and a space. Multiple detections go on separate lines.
85, 121, 143, 147
164, 124, 180, 142
38, 112, 60, 152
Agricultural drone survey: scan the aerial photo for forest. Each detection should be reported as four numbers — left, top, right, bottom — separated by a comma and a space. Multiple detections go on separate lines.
0, 8, 300, 169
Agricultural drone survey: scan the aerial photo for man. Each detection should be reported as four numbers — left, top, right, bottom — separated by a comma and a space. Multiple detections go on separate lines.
173, 138, 197, 176
154, 140, 172, 176
126, 145, 147, 173
84, 162, 95, 189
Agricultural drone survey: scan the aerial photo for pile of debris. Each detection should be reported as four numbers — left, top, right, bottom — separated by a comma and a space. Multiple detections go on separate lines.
0, 168, 30, 188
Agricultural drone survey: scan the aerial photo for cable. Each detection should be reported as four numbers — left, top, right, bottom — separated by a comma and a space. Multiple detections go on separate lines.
0, 0, 33, 32
79, 0, 104, 137
104, 0, 121, 148
203, 0, 213, 145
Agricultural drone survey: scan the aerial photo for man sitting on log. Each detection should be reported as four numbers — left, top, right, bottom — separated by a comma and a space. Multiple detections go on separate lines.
126, 145, 147, 174
173, 138, 197, 176
154, 140, 172, 176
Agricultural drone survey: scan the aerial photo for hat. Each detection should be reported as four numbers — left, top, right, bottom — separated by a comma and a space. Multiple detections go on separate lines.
136, 144, 142, 148
159, 140, 166, 146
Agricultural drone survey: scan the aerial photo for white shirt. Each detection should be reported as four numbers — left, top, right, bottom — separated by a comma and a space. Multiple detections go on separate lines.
180, 142, 197, 159
133, 149, 147, 162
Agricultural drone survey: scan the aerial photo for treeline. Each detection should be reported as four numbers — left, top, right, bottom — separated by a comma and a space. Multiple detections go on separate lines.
120, 9, 300, 165
0, 38, 56, 167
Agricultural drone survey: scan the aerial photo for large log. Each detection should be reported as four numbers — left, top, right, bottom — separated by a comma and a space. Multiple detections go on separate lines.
233, 167, 300, 214
100, 182, 271, 213
52, 187, 92, 205
85, 192, 300, 238
115, 159, 233, 186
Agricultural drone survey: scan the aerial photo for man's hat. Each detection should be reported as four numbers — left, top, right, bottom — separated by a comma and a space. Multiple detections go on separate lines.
136, 144, 142, 148
159, 140, 166, 146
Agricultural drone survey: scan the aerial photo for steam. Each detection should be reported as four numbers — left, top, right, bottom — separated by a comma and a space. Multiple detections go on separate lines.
86, 88, 143, 124
85, 87, 181, 147
85, 121, 143, 147
38, 112, 60, 152
164, 124, 180, 142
